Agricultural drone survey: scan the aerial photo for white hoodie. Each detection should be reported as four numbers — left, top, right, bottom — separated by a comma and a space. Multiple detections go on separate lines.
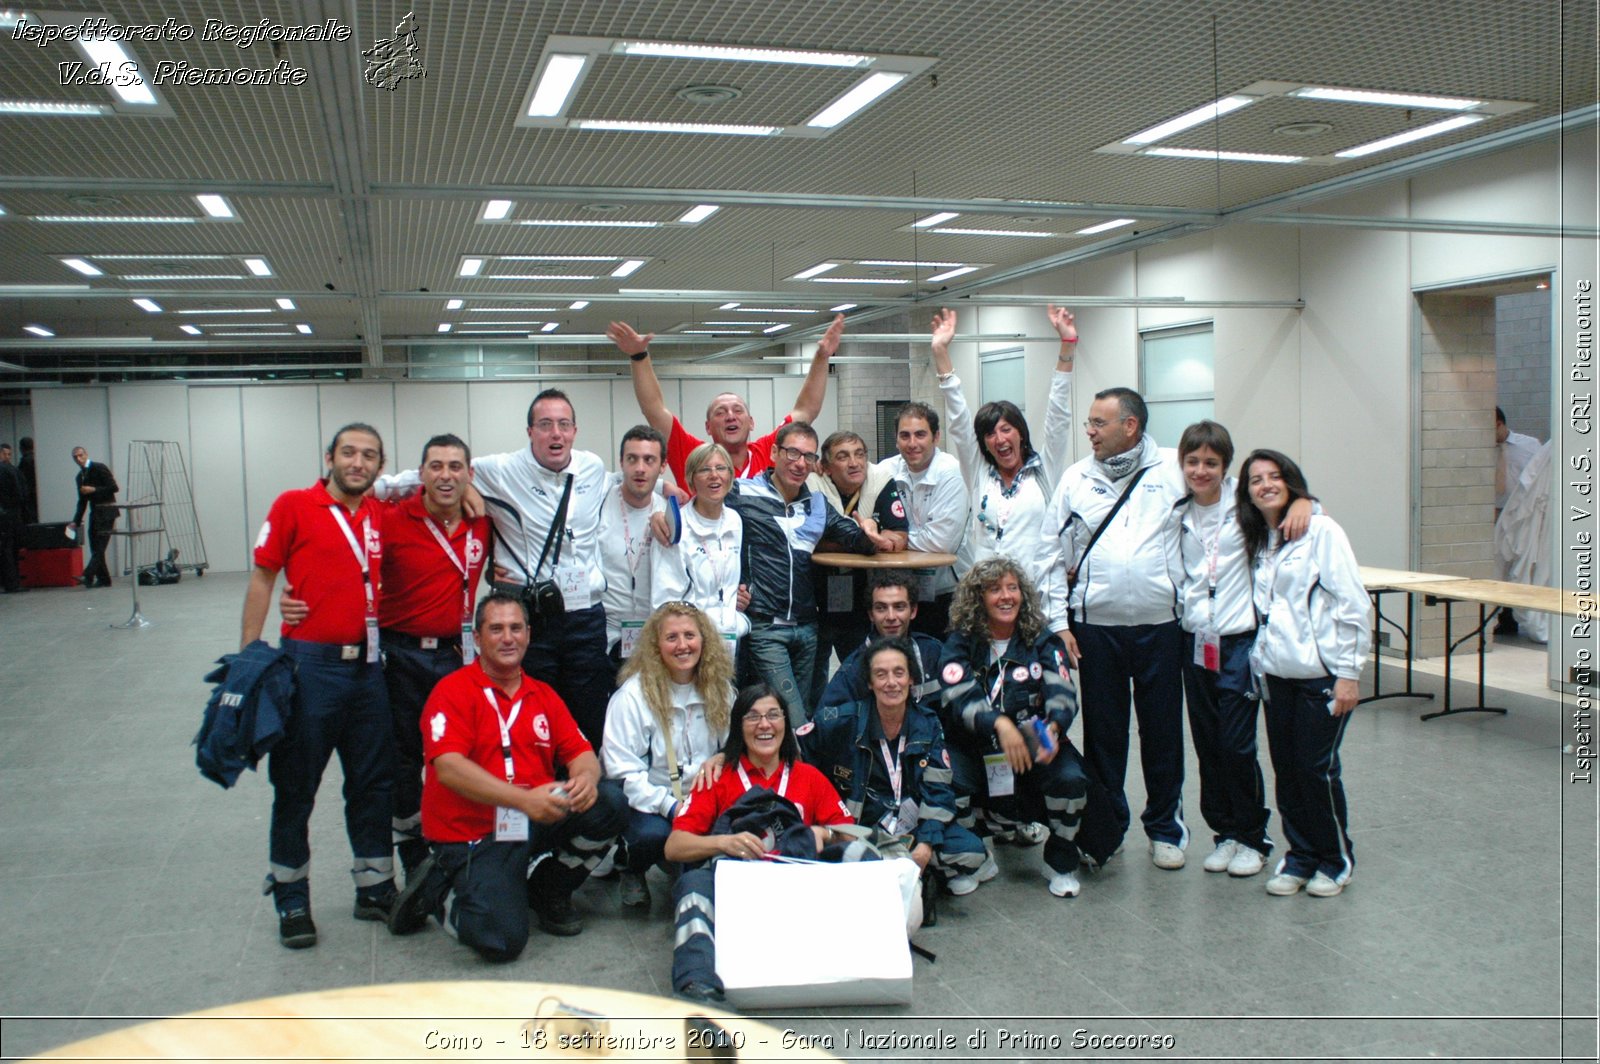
1248, 514, 1370, 682
602, 675, 729, 818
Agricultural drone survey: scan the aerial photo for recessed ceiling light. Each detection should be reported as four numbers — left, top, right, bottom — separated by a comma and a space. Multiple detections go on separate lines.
211, 331, 295, 337
60, 257, 102, 276
925, 266, 978, 283
482, 199, 515, 220
243, 258, 273, 276
501, 255, 619, 262
486, 274, 598, 281
1294, 86, 1481, 111
763, 323, 791, 334
677, 204, 721, 224
575, 120, 780, 136
120, 274, 243, 281
34, 215, 195, 223
736, 307, 813, 314
132, 298, 163, 313
1335, 114, 1485, 158
569, 300, 590, 310
75, 38, 156, 105
611, 259, 647, 278
705, 321, 779, 326
911, 212, 959, 228
793, 262, 838, 280
446, 298, 464, 310
437, 323, 452, 332
0, 99, 110, 116
930, 227, 1057, 238
1122, 94, 1257, 146
719, 302, 741, 310
541, 322, 560, 332
811, 277, 914, 284
445, 319, 547, 326
527, 53, 589, 117
806, 71, 907, 128
829, 303, 857, 312
682, 329, 754, 335
1075, 218, 1137, 235
179, 324, 201, 335
519, 219, 662, 228
24, 324, 55, 337
467, 306, 560, 313
276, 298, 296, 310
676, 84, 743, 104
1144, 147, 1305, 163
612, 40, 873, 68
858, 260, 965, 268
177, 307, 270, 315
91, 253, 225, 260
459, 258, 484, 277
1272, 121, 1334, 138
296, 324, 313, 334
195, 194, 234, 218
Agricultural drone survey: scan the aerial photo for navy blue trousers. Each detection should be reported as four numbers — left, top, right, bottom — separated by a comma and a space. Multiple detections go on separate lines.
1181, 631, 1272, 855
1263, 674, 1355, 883
523, 603, 613, 749
381, 634, 463, 873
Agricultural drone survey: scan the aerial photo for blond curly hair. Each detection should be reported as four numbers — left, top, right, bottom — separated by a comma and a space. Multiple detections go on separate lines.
947, 556, 1047, 645
616, 600, 734, 734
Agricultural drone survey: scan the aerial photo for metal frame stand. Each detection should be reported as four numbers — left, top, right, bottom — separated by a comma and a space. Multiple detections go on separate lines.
108, 504, 161, 630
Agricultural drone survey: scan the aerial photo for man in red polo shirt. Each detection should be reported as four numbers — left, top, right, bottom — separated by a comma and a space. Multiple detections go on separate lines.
605, 313, 846, 486
282, 433, 489, 879
387, 592, 626, 961
241, 422, 396, 950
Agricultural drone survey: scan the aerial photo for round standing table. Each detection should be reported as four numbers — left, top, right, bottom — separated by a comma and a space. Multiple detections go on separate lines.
810, 549, 956, 570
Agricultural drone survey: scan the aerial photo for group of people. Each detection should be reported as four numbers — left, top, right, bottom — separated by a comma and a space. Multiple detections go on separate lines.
231, 305, 1371, 1004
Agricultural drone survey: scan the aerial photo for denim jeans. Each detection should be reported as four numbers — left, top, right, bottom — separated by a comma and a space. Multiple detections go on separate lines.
742, 621, 817, 724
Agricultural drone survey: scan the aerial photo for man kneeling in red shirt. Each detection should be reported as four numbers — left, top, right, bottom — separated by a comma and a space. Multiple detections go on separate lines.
388, 591, 625, 961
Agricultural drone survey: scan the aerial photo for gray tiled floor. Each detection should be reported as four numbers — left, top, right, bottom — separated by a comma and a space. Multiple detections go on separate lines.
1, 573, 1596, 1061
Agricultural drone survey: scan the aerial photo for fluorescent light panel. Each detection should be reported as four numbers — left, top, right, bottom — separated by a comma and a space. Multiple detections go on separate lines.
1144, 147, 1305, 163
911, 212, 959, 228
736, 308, 812, 314
527, 54, 589, 117
1123, 94, 1256, 146
120, 274, 243, 280
446, 299, 464, 310
195, 194, 234, 218
1335, 114, 1485, 158
35, 215, 194, 223
858, 260, 964, 268
482, 199, 515, 220
243, 258, 272, 276
60, 257, 102, 276
1075, 218, 1137, 235
1295, 86, 1481, 111
501, 255, 618, 262
763, 324, 790, 334
75, 37, 155, 104
519, 219, 661, 228
793, 262, 838, 280
677, 204, 720, 224
574, 120, 779, 136
211, 331, 294, 336
719, 302, 740, 310
459, 258, 483, 277
444, 319, 546, 326
806, 71, 906, 128
276, 298, 296, 310
931, 227, 1057, 238
613, 40, 872, 68
925, 266, 978, 282
568, 300, 589, 310
24, 324, 55, 337
485, 274, 598, 281
179, 324, 201, 335
540, 322, 560, 332
611, 259, 647, 278
467, 306, 560, 312
811, 277, 913, 284
0, 99, 110, 115
830, 303, 857, 312
132, 298, 162, 313
296, 324, 312, 334
176, 308, 270, 315
437, 323, 451, 332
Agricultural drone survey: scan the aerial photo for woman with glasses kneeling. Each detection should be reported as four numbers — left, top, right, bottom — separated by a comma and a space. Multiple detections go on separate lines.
600, 601, 735, 911
938, 557, 1090, 898
662, 683, 854, 1004
654, 442, 749, 643
1238, 450, 1369, 899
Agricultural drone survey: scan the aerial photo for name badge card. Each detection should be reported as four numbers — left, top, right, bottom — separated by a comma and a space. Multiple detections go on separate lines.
983, 753, 1015, 797
495, 806, 529, 841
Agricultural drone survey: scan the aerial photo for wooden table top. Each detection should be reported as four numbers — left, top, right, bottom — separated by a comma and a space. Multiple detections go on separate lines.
34, 981, 841, 1061
1399, 578, 1587, 617
812, 549, 958, 570
1360, 566, 1471, 591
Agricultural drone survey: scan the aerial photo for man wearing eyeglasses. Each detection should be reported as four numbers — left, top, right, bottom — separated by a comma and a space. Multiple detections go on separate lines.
726, 421, 895, 725
606, 314, 846, 487
375, 389, 613, 748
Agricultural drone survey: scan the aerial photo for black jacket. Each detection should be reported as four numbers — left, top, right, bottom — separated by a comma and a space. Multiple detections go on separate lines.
72, 460, 118, 524
727, 470, 875, 623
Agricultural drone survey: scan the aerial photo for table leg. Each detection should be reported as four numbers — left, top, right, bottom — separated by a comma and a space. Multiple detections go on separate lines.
1360, 588, 1433, 706
1420, 596, 1506, 720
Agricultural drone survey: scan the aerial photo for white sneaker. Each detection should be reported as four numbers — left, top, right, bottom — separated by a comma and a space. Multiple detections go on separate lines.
1265, 872, 1308, 896
1305, 871, 1344, 897
1202, 840, 1240, 873
1149, 841, 1186, 870
1046, 869, 1081, 897
1227, 845, 1265, 877
974, 854, 999, 883
947, 874, 979, 896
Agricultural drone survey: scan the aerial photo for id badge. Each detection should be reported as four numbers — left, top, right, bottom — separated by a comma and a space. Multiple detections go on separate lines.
983, 753, 1015, 797
826, 573, 853, 614
1195, 629, 1221, 672
495, 806, 529, 842
556, 564, 586, 601
914, 572, 936, 603
365, 615, 380, 664
460, 622, 476, 665
894, 797, 919, 836
878, 808, 901, 835
619, 619, 644, 658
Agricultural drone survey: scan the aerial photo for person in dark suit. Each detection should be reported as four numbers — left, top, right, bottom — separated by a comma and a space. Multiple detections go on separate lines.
69, 445, 119, 588
18, 437, 38, 524
0, 443, 27, 593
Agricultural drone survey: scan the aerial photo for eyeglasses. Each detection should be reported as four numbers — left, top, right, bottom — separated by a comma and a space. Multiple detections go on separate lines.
693, 463, 733, 477
742, 709, 785, 724
1083, 417, 1127, 431
776, 445, 820, 464
532, 419, 576, 433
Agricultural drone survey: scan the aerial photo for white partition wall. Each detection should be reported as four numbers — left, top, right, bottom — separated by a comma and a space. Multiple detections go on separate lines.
30, 387, 110, 528
240, 386, 322, 560
187, 387, 249, 574
394, 381, 470, 472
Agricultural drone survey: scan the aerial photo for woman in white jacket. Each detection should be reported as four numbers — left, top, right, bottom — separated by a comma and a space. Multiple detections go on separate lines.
652, 442, 749, 641
600, 601, 735, 908
1238, 449, 1370, 899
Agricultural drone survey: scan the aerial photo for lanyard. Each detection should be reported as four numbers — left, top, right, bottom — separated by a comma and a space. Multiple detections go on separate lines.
329, 505, 376, 617
423, 516, 476, 622
978, 470, 1026, 542
735, 760, 790, 798
877, 733, 905, 805
619, 494, 652, 593
1192, 502, 1227, 622
481, 687, 524, 784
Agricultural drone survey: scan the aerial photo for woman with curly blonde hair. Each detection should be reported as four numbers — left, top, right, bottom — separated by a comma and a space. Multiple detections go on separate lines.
937, 557, 1092, 898
601, 601, 735, 908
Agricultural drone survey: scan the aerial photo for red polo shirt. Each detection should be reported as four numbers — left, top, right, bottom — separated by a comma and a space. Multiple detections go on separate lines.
376, 494, 489, 637
253, 482, 383, 645
665, 415, 792, 488
672, 756, 853, 837
420, 661, 591, 843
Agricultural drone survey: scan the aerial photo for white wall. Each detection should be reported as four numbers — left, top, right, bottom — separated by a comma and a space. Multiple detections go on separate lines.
26, 375, 836, 573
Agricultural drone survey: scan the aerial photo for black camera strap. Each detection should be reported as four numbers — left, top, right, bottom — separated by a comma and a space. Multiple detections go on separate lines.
530, 473, 574, 582
1065, 464, 1150, 598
